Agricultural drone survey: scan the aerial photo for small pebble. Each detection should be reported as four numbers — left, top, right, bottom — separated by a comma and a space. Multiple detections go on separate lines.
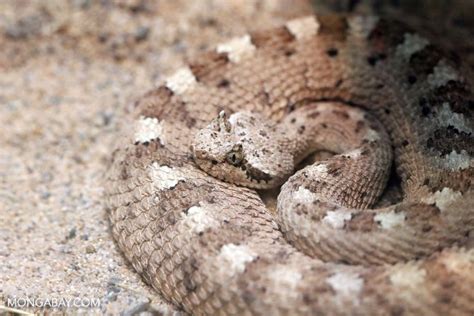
85, 245, 96, 254
74, 0, 91, 9
107, 276, 122, 287
67, 227, 77, 240
134, 26, 150, 42
5, 15, 43, 39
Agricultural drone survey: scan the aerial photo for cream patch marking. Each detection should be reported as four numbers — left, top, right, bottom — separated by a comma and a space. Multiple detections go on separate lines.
374, 210, 406, 229
348, 15, 379, 38
285, 16, 320, 40
149, 162, 185, 191
437, 103, 472, 134
363, 129, 381, 142
348, 108, 366, 121
268, 266, 302, 292
422, 187, 462, 212
344, 149, 362, 159
390, 265, 426, 287
217, 244, 256, 278
287, 166, 328, 206
182, 203, 219, 234
216, 35, 256, 63
323, 210, 352, 229
293, 186, 318, 205
165, 67, 197, 95
228, 112, 239, 125
317, 102, 339, 112
440, 250, 474, 273
427, 61, 460, 88
312, 163, 328, 176
395, 33, 429, 59
326, 272, 364, 297
439, 150, 472, 171
134, 116, 165, 145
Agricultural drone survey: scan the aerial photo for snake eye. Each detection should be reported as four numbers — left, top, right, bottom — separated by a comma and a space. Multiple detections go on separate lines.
226, 147, 244, 166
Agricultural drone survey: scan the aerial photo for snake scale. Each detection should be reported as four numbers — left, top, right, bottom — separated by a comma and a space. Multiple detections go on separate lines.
105, 14, 474, 315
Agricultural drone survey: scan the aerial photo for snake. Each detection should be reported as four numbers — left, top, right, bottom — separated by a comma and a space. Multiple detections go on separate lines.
105, 14, 474, 315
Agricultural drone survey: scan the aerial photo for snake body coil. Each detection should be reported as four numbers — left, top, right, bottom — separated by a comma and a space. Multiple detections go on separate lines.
105, 15, 474, 315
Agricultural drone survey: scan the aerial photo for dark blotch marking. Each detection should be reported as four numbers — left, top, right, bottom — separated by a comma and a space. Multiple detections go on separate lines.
427, 126, 474, 155
354, 120, 365, 133
187, 117, 197, 128
283, 48, 296, 57
217, 78, 230, 88
189, 51, 229, 82
134, 141, 161, 158
174, 101, 198, 129
318, 15, 348, 41
448, 50, 462, 67
368, 121, 379, 131
245, 164, 273, 182
136, 86, 174, 117
367, 56, 377, 66
182, 257, 199, 292
326, 48, 339, 57
367, 53, 387, 66
332, 109, 350, 120
298, 125, 306, 134
335, 79, 343, 88
327, 163, 342, 177
431, 81, 473, 117
417, 81, 473, 119
407, 74, 417, 85
360, 148, 370, 156
251, 26, 294, 48
419, 97, 432, 117
345, 212, 375, 232
401, 140, 409, 147
409, 44, 443, 76
287, 103, 296, 113
120, 165, 129, 180
390, 306, 405, 316
307, 111, 320, 119
369, 19, 412, 54
347, 0, 361, 12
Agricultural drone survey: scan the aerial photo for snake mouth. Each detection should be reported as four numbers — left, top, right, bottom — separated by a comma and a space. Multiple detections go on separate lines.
193, 156, 279, 189
244, 164, 274, 184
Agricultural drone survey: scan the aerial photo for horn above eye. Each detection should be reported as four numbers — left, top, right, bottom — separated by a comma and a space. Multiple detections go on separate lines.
217, 110, 232, 132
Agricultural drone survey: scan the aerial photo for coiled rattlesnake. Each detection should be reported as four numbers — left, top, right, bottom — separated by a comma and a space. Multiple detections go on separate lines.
105, 15, 474, 315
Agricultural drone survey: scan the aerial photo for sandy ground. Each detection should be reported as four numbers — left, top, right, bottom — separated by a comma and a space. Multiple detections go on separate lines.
1, 0, 472, 315
0, 1, 313, 314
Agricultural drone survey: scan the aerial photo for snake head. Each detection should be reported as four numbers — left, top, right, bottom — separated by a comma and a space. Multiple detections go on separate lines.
192, 111, 294, 189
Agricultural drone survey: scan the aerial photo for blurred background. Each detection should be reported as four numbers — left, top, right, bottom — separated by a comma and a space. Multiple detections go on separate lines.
0, 0, 472, 314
